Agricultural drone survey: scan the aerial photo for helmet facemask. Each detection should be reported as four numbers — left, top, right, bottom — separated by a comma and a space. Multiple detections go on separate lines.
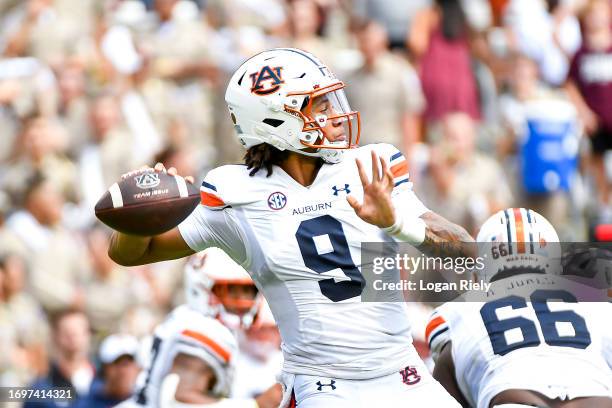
184, 249, 259, 328
211, 282, 259, 317
284, 81, 360, 163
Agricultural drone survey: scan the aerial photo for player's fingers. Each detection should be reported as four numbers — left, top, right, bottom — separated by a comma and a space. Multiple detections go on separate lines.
184, 176, 195, 184
167, 167, 178, 176
355, 158, 369, 187
154, 162, 166, 173
121, 166, 151, 180
371, 150, 380, 183
346, 195, 362, 213
380, 156, 393, 187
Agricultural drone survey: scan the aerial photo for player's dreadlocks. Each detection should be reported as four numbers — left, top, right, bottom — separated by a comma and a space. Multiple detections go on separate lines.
244, 144, 289, 177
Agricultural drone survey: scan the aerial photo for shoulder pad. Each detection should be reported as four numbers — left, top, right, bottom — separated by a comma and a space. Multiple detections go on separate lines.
200, 165, 258, 210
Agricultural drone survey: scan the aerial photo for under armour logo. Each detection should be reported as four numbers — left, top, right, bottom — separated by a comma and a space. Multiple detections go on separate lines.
332, 184, 350, 196
399, 366, 421, 386
316, 380, 336, 391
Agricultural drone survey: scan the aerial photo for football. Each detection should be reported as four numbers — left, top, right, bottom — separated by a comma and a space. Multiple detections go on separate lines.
95, 170, 200, 236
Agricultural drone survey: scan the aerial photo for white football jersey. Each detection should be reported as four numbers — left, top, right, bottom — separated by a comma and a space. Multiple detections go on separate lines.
426, 274, 612, 408
179, 143, 429, 379
231, 350, 283, 399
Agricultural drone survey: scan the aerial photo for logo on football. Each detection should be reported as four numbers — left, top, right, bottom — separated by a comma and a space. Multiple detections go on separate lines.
135, 173, 161, 189
268, 192, 287, 210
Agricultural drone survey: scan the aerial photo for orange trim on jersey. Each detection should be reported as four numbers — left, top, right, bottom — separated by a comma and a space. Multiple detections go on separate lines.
425, 316, 446, 340
200, 191, 225, 207
181, 329, 231, 363
513, 208, 526, 253
214, 278, 254, 285
390, 161, 408, 178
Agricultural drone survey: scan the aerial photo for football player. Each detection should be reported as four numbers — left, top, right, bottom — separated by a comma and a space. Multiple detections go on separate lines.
233, 300, 283, 400
427, 208, 612, 408
119, 307, 279, 408
185, 250, 283, 400
184, 247, 261, 330
108, 48, 473, 406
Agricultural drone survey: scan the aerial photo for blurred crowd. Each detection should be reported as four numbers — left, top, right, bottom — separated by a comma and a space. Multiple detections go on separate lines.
0, 0, 611, 406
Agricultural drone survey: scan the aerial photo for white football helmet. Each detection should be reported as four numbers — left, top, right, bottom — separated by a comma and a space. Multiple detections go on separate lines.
184, 247, 260, 330
225, 48, 360, 164
166, 314, 238, 398
475, 208, 561, 282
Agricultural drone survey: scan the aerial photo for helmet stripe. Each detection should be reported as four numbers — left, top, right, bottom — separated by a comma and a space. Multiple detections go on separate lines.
275, 48, 325, 72
503, 209, 513, 255
181, 329, 231, 363
526, 209, 535, 254
513, 208, 526, 253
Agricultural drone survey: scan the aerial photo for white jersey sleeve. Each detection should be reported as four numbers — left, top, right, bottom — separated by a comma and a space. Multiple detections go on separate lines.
178, 168, 249, 265
425, 307, 451, 363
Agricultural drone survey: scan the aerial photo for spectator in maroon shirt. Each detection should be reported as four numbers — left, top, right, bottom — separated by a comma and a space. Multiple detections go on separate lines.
566, 0, 612, 212
409, 0, 481, 125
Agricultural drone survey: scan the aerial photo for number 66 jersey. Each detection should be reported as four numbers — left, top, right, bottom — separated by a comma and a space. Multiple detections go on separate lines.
427, 283, 612, 408
179, 143, 429, 379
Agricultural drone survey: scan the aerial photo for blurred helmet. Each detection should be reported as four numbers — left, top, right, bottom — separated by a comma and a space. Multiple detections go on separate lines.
225, 47, 360, 164
475, 208, 561, 282
250, 298, 276, 330
168, 314, 238, 398
184, 247, 260, 329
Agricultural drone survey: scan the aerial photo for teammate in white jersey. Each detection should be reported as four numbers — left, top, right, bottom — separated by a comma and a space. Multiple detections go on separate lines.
108, 48, 474, 407
184, 247, 261, 330
117, 308, 262, 408
126, 249, 280, 407
232, 299, 283, 400
427, 208, 612, 408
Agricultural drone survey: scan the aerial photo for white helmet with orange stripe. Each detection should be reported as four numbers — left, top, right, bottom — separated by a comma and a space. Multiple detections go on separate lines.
225, 48, 361, 164
185, 247, 261, 330
160, 313, 238, 399
475, 208, 561, 283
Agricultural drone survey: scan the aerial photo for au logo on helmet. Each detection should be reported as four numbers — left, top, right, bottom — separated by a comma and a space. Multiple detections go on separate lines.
250, 66, 284, 95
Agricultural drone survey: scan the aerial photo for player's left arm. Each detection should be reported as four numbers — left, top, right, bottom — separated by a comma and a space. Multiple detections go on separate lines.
432, 342, 470, 408
347, 150, 475, 259
417, 211, 476, 258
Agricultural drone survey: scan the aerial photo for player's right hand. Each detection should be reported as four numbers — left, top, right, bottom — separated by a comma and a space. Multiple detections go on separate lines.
120, 163, 195, 185
154, 162, 195, 185
347, 150, 396, 229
